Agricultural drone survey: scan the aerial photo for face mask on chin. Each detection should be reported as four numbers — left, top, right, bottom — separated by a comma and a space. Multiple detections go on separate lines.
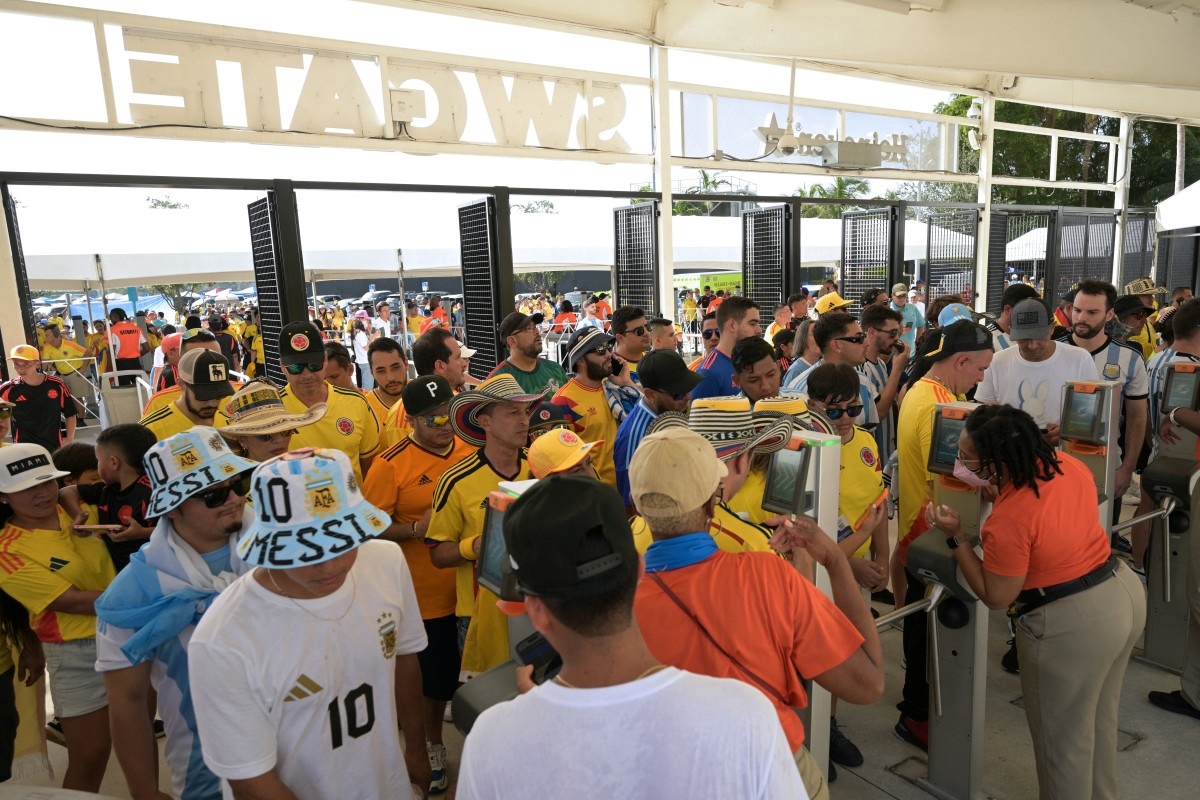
952, 459, 994, 490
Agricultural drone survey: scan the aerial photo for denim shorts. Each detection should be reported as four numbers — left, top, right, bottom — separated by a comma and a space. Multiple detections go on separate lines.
43, 639, 108, 719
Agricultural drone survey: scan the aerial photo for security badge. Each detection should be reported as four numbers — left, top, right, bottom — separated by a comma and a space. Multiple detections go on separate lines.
1103, 362, 1121, 380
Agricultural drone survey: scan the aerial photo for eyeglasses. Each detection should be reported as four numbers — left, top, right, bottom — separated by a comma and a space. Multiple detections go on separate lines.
823, 404, 864, 420
618, 326, 647, 337
181, 328, 206, 340
0, 407, 11, 420
196, 479, 250, 509
834, 333, 867, 345
649, 388, 690, 402
284, 363, 323, 375
702, 329, 720, 340
956, 451, 989, 474
422, 414, 451, 428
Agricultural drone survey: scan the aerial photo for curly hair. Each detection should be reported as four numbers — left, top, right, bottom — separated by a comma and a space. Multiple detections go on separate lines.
964, 405, 1062, 496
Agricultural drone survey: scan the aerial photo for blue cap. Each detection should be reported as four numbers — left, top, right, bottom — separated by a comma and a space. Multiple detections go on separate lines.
937, 303, 974, 327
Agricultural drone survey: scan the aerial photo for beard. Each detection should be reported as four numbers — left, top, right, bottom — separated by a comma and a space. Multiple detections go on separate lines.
518, 340, 543, 360
583, 357, 611, 381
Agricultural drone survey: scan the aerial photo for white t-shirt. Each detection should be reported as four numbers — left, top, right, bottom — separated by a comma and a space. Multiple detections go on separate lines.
975, 342, 1100, 426
458, 667, 806, 800
188, 540, 427, 800
352, 330, 369, 363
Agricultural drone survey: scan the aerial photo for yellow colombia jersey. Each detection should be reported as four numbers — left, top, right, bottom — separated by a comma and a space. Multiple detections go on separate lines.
41, 340, 88, 375
727, 468, 771, 525
364, 388, 398, 439
551, 378, 618, 487
0, 508, 116, 643
361, 433, 473, 620
139, 399, 231, 441
630, 501, 773, 556
279, 383, 381, 482
382, 402, 413, 449
840, 426, 887, 559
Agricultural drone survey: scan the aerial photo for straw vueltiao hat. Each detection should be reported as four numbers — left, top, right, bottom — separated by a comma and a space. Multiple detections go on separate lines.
648, 395, 792, 461
449, 374, 543, 447
219, 381, 326, 436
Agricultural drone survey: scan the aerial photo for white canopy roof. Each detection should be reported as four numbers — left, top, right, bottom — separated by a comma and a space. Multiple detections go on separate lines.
400, 0, 1200, 122
1157, 182, 1200, 232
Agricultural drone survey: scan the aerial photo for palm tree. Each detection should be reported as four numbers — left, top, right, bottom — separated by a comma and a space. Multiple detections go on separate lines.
794, 178, 871, 218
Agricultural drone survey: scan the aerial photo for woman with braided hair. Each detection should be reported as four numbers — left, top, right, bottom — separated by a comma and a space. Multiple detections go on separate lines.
928, 404, 1144, 800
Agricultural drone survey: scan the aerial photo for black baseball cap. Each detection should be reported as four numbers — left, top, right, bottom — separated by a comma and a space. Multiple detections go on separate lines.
638, 349, 703, 396
278, 321, 325, 366
503, 476, 634, 597
1114, 295, 1149, 319
177, 350, 234, 401
499, 312, 545, 341
402, 374, 454, 416
528, 401, 571, 432
925, 320, 993, 363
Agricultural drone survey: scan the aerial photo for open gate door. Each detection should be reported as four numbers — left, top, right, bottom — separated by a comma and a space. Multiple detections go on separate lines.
613, 202, 660, 315
742, 205, 793, 329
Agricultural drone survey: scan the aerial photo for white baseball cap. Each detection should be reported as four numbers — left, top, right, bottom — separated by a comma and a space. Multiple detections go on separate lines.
0, 444, 69, 494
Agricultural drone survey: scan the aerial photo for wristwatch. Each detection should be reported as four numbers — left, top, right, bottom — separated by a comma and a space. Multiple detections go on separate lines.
946, 536, 961, 550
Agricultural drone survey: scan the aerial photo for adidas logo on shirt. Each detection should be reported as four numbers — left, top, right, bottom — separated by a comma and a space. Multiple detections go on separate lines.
49, 557, 69, 572
417, 475, 433, 486
284, 674, 324, 702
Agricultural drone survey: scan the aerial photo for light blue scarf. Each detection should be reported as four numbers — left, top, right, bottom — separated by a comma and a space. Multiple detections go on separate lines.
644, 531, 718, 573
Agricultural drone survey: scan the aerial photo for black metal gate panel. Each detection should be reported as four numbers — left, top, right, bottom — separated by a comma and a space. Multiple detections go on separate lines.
0, 184, 35, 380
612, 203, 659, 315
841, 207, 897, 318
1156, 228, 1200, 295
1121, 209, 1157, 289
742, 205, 790, 328
248, 193, 301, 387
987, 210, 1059, 310
458, 198, 506, 380
1056, 212, 1116, 298
925, 210, 979, 307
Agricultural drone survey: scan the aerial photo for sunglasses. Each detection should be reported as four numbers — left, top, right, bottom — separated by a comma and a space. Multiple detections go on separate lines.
251, 430, 296, 443
284, 363, 323, 375
834, 333, 867, 345
874, 327, 900, 338
824, 404, 864, 420
0, 407, 11, 420
588, 345, 613, 357
181, 328, 206, 340
196, 479, 250, 509
422, 414, 451, 428
702, 329, 720, 340
619, 326, 647, 337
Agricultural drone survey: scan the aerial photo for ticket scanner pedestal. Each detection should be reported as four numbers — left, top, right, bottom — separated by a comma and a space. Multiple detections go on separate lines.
906, 402, 989, 800
1136, 364, 1200, 674
1057, 380, 1121, 534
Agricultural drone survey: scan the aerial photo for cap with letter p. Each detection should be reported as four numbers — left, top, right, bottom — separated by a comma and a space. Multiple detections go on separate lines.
236, 448, 390, 568
402, 374, 454, 417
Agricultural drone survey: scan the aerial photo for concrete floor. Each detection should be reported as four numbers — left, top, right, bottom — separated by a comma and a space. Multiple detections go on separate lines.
9, 449, 1199, 798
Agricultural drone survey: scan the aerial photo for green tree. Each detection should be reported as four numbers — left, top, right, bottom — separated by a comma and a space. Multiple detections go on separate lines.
147, 284, 213, 318
511, 199, 557, 214
793, 177, 871, 218
146, 195, 189, 209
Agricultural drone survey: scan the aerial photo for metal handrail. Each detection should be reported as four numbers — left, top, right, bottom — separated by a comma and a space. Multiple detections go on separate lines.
875, 584, 949, 716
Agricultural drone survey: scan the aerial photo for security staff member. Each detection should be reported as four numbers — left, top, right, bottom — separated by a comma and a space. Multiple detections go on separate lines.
108, 309, 149, 385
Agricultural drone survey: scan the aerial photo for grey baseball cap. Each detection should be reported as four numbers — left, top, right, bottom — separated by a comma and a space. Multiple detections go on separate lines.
1009, 298, 1052, 340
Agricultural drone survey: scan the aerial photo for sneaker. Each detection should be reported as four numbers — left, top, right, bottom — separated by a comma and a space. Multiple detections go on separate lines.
828, 760, 837, 783
893, 715, 928, 751
45, 717, 66, 747
829, 717, 864, 767
1122, 479, 1142, 506
427, 742, 449, 794
1111, 534, 1134, 555
1131, 563, 1147, 584
1001, 639, 1020, 675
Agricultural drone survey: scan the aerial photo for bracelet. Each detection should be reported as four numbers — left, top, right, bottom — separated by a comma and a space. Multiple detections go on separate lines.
1170, 407, 1181, 426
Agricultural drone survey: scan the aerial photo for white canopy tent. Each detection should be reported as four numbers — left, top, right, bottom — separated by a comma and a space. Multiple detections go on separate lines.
1157, 182, 1200, 232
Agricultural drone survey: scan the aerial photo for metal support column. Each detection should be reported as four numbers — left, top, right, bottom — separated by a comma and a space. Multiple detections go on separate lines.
0, 183, 35, 382
1112, 115, 1135, 286
974, 96, 996, 311
652, 44, 676, 313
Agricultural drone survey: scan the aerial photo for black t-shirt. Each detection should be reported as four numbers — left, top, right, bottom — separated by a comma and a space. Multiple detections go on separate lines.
214, 333, 237, 368
77, 475, 155, 572
0, 375, 71, 451
698, 295, 712, 310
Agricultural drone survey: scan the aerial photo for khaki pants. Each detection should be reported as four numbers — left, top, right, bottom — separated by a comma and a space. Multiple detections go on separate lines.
793, 745, 829, 800
57, 370, 89, 418
1181, 503, 1200, 710
1016, 562, 1145, 800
